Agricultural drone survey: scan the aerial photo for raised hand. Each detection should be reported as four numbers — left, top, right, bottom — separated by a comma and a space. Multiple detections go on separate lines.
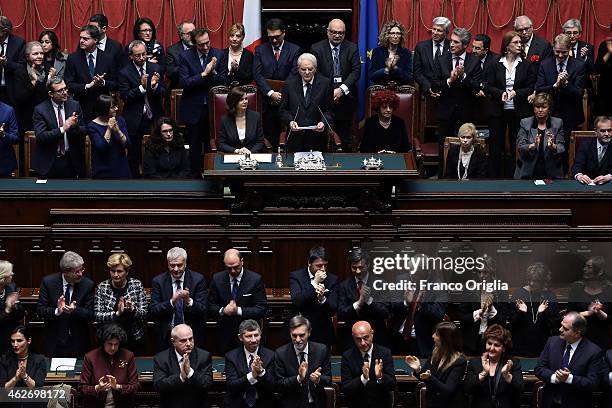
404, 355, 421, 371
537, 299, 549, 314
140, 72, 148, 88
481, 352, 491, 372
56, 295, 66, 314
151, 72, 160, 88
298, 361, 308, 383
375, 359, 383, 379
223, 300, 238, 316
116, 297, 125, 316
420, 369, 431, 380
501, 359, 513, 375
309, 367, 322, 384
362, 360, 370, 378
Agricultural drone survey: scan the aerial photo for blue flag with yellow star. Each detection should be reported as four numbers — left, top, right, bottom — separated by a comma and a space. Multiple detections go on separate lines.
358, 0, 379, 122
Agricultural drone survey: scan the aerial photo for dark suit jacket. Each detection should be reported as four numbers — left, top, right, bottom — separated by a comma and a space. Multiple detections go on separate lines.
224, 346, 275, 408
289, 267, 339, 346
32, 98, 88, 177
8, 65, 48, 132
79, 347, 139, 408
605, 349, 612, 408
279, 74, 334, 152
253, 41, 301, 98
218, 110, 265, 153
421, 355, 468, 408
0, 101, 18, 176
218, 47, 254, 86
166, 41, 190, 89
535, 57, 586, 129
153, 346, 213, 408
0, 282, 25, 356
515, 116, 565, 179
0, 352, 47, 387
571, 138, 612, 179
149, 269, 208, 352
118, 62, 166, 135
479, 51, 499, 79
444, 144, 488, 180
338, 276, 390, 347
102, 37, 126, 69
275, 341, 332, 408
35, 272, 94, 356
178, 47, 226, 124
486, 57, 536, 118
572, 40, 595, 72
1, 34, 26, 85
208, 269, 267, 353
465, 355, 524, 408
535, 336, 603, 408
413, 38, 450, 93
369, 46, 413, 85
64, 48, 117, 122
432, 52, 482, 121
311, 39, 360, 118
340, 344, 396, 408
526, 34, 553, 62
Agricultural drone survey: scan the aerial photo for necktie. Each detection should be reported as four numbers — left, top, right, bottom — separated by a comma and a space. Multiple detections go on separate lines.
435, 42, 442, 59
57, 104, 66, 155
357, 280, 364, 298
274, 47, 280, 61
558, 62, 565, 73
299, 351, 309, 402
363, 353, 369, 364
454, 56, 461, 69
332, 47, 341, 77
64, 283, 71, 305
304, 82, 312, 107
245, 354, 257, 407
570, 47, 575, 58
232, 278, 239, 301
174, 280, 184, 326
561, 343, 572, 368
402, 290, 421, 340
140, 67, 153, 119
299, 351, 306, 364
88, 53, 95, 77
599, 144, 607, 163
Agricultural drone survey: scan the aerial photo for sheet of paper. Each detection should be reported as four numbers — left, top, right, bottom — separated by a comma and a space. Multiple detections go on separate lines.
50, 358, 77, 372
35, 179, 48, 184
533, 180, 546, 185
295, 125, 318, 130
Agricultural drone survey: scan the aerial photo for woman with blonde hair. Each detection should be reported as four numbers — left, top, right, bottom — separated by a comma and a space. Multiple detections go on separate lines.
369, 20, 413, 85
220, 23, 254, 86
444, 122, 488, 179
93, 253, 147, 354
0, 260, 24, 356
405, 321, 467, 407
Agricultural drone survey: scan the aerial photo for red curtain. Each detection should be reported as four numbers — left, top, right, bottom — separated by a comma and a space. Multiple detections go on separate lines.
0, 0, 609, 52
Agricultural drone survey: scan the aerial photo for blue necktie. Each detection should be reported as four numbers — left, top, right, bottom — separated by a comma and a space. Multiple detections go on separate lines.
231, 278, 239, 301
561, 343, 572, 368
332, 47, 341, 77
245, 354, 257, 407
174, 280, 184, 326
88, 54, 95, 77
64, 283, 71, 305
304, 82, 312, 107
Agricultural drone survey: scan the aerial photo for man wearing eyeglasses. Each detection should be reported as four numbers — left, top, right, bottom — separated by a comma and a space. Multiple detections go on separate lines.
253, 18, 301, 149
514, 15, 552, 67
310, 19, 360, 152
36, 251, 94, 357
32, 76, 88, 178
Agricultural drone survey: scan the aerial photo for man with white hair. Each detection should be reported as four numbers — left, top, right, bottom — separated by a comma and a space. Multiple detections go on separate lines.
514, 15, 552, 66
279, 52, 334, 152
413, 16, 451, 97
562, 19, 594, 68
150, 247, 208, 351
153, 323, 213, 408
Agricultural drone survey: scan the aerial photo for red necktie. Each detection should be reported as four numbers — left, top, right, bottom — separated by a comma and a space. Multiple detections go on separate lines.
57, 105, 66, 155
402, 291, 421, 340
274, 47, 280, 61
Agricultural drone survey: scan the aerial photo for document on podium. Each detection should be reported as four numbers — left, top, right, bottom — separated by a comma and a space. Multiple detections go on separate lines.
294, 125, 318, 130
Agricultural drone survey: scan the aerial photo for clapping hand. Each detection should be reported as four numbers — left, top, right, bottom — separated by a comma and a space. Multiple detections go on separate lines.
501, 359, 513, 376
404, 355, 421, 373
298, 360, 308, 383
309, 367, 322, 384
140, 72, 148, 87
537, 299, 549, 314
419, 369, 431, 380
515, 299, 528, 312
362, 360, 370, 378
96, 375, 112, 392
481, 352, 491, 372
5, 291, 18, 313
180, 353, 191, 381
204, 57, 218, 76
150, 72, 160, 88
251, 355, 263, 376
374, 359, 383, 380
64, 112, 79, 131
555, 367, 570, 383
224, 299, 238, 316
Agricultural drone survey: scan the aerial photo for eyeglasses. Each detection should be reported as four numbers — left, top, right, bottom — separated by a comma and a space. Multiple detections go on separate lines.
328, 30, 345, 36
52, 87, 68, 94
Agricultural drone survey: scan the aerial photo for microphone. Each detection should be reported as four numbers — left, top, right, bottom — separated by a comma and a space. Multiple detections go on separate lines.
316, 105, 342, 152
285, 106, 300, 161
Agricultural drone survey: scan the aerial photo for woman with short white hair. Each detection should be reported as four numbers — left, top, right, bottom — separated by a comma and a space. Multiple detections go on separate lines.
0, 260, 24, 356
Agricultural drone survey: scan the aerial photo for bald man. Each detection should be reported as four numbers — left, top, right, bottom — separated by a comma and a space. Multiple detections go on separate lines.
341, 321, 396, 408
310, 18, 360, 151
208, 249, 267, 353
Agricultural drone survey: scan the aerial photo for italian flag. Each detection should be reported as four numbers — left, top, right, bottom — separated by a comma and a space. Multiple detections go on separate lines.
243, 0, 262, 52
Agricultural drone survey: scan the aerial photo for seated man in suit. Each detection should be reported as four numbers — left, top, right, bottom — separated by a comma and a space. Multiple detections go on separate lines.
32, 77, 88, 178
413, 16, 451, 98
279, 52, 334, 153
150, 247, 208, 352
275, 315, 332, 408
64, 24, 117, 123
534, 311, 604, 408
209, 248, 267, 354
338, 248, 391, 349
153, 323, 213, 408
289, 246, 339, 346
573, 115, 612, 184
224, 319, 275, 408
35, 251, 94, 357
253, 18, 301, 150
118, 39, 166, 177
0, 100, 18, 176
341, 321, 396, 408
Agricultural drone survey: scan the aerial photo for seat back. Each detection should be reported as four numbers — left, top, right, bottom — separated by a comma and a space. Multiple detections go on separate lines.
443, 136, 487, 177
12, 142, 19, 177
24, 131, 36, 177
208, 85, 262, 151
533, 380, 545, 408
324, 383, 339, 408
416, 382, 427, 408
170, 88, 183, 124
365, 84, 417, 149
84, 135, 91, 178
569, 130, 596, 176
141, 134, 151, 168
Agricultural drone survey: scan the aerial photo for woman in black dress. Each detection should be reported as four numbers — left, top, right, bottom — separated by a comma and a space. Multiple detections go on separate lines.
220, 23, 254, 86
444, 122, 488, 179
0, 261, 24, 357
143, 117, 190, 178
360, 89, 410, 153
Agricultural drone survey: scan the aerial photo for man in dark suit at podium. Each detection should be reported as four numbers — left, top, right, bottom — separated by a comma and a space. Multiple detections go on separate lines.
208, 248, 267, 354
279, 53, 334, 153
310, 18, 360, 152
275, 315, 332, 408
224, 319, 275, 408
253, 18, 301, 149
36, 251, 94, 357
150, 247, 208, 352
535, 311, 604, 408
572, 116, 612, 184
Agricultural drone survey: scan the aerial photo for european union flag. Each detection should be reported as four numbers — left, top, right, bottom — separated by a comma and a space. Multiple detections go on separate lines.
357, 0, 379, 122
